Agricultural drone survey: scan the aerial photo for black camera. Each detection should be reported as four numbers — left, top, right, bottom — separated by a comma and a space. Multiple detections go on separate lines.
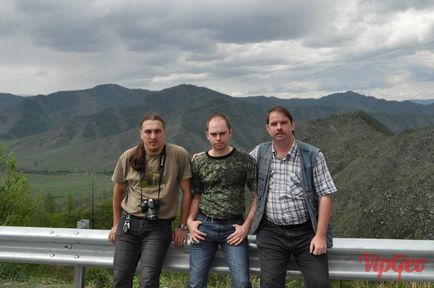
140, 198, 160, 220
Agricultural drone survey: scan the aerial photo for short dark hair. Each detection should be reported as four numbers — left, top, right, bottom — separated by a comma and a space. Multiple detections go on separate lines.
206, 113, 231, 131
267, 106, 294, 124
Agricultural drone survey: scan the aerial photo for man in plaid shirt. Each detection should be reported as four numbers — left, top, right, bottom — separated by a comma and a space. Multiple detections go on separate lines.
250, 106, 337, 288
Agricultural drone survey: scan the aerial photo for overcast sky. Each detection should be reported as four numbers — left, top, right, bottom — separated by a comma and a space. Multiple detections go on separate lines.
1, 0, 434, 100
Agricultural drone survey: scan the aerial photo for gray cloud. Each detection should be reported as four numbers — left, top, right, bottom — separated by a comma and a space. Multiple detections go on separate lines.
0, 0, 433, 100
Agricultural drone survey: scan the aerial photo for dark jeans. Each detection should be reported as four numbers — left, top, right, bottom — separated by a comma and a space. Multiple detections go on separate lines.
112, 213, 172, 288
256, 219, 329, 288
188, 213, 251, 288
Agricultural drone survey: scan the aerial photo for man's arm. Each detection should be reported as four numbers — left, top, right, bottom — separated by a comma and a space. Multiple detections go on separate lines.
108, 183, 126, 244
227, 191, 257, 245
173, 178, 192, 247
187, 193, 207, 243
243, 191, 257, 229
309, 194, 332, 255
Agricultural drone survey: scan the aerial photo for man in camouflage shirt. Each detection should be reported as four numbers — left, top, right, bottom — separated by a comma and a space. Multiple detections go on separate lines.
187, 113, 257, 288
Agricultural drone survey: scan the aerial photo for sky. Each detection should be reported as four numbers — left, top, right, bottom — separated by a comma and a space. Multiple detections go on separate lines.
1, 0, 434, 101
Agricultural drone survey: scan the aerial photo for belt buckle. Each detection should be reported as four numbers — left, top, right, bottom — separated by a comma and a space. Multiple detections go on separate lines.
211, 216, 229, 224
202, 213, 220, 223
206, 215, 217, 223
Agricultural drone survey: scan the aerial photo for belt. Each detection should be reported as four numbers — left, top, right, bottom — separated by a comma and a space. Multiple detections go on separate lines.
122, 211, 172, 222
264, 218, 311, 229
199, 212, 243, 224
122, 211, 146, 221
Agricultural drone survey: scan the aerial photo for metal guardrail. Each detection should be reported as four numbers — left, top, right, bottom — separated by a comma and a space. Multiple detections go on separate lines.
0, 226, 433, 287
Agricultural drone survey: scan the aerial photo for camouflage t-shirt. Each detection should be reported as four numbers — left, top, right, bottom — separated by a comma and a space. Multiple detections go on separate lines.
191, 148, 257, 219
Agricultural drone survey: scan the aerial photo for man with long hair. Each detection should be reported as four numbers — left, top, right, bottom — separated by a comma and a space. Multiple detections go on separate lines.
108, 113, 192, 287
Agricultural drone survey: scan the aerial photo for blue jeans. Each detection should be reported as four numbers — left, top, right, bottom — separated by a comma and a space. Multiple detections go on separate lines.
188, 213, 251, 288
112, 213, 172, 288
256, 219, 329, 288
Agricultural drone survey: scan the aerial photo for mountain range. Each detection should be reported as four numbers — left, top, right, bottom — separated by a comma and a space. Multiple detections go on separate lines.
0, 84, 433, 239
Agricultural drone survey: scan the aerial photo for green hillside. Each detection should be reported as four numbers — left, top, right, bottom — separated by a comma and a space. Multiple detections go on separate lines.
28, 173, 112, 204
296, 112, 433, 240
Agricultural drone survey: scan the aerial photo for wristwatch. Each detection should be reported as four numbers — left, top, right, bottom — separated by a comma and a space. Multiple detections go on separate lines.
177, 224, 188, 231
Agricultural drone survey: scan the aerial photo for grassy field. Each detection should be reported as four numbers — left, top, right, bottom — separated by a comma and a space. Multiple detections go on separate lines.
0, 272, 432, 288
27, 172, 113, 203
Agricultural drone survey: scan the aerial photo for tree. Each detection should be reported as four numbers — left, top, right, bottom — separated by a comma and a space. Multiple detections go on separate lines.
67, 192, 74, 213
94, 198, 113, 229
0, 145, 38, 226
44, 192, 56, 214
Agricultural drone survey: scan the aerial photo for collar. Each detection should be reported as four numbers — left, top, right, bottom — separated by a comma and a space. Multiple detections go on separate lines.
206, 147, 236, 160
272, 140, 298, 160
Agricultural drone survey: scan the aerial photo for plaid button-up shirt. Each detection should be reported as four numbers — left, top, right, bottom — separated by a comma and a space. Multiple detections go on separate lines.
251, 141, 337, 225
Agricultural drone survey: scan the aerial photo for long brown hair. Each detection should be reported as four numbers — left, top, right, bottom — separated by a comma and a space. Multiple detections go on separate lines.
129, 114, 166, 172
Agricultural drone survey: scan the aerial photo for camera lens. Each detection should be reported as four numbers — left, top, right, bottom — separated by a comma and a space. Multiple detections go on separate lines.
142, 199, 159, 220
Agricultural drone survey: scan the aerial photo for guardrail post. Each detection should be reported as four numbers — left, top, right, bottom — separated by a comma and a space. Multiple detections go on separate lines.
74, 219, 90, 288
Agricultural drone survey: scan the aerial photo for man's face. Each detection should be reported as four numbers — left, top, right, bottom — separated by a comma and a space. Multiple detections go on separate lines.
266, 111, 295, 143
140, 120, 166, 154
206, 117, 232, 152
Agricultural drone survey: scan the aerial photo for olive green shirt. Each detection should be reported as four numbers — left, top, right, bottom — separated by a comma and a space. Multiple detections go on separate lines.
112, 143, 191, 219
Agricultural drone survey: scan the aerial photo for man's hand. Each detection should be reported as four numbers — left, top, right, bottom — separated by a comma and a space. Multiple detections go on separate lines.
108, 224, 118, 244
187, 219, 206, 243
227, 224, 249, 246
310, 234, 327, 255
173, 228, 188, 247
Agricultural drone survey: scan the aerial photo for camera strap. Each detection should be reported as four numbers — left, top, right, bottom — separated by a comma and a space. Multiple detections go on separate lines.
140, 144, 167, 204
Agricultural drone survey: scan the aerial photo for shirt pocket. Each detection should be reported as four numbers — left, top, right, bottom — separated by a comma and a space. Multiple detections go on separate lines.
269, 172, 304, 199
287, 172, 304, 199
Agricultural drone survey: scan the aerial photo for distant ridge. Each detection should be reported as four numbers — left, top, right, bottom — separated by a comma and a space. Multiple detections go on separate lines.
408, 99, 434, 105
0, 93, 23, 112
1, 83, 434, 144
